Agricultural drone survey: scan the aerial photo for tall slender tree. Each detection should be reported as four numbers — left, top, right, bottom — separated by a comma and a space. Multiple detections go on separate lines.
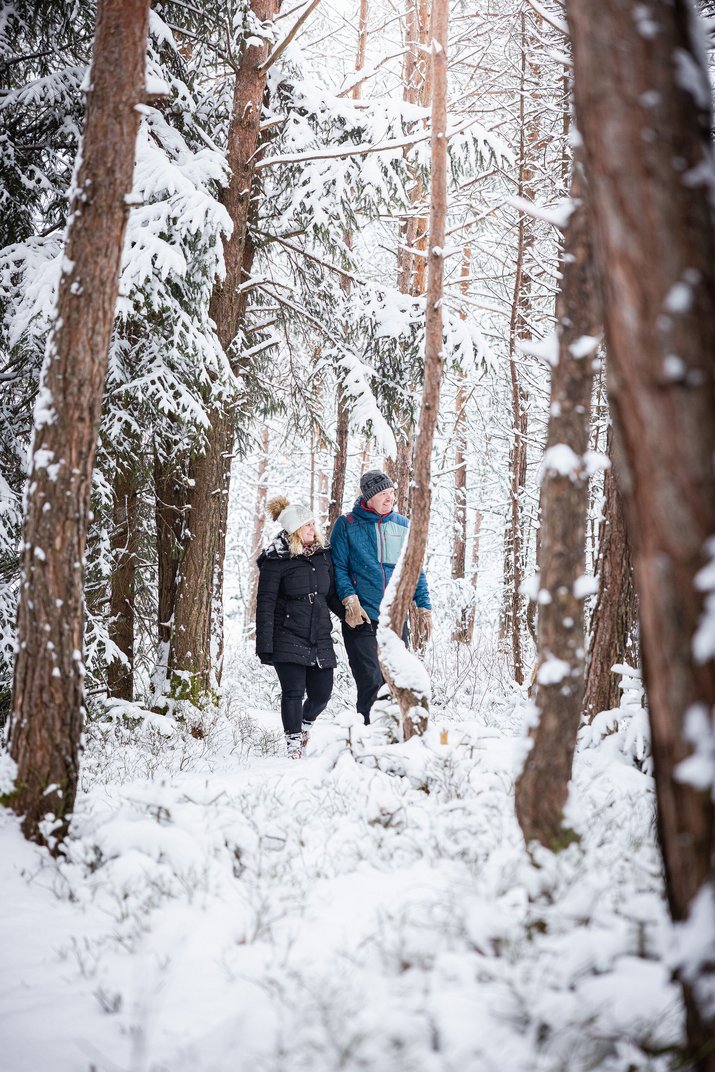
170, 0, 282, 697
514, 151, 600, 850
378, 0, 448, 738
584, 424, 638, 719
500, 11, 542, 685
567, 0, 715, 1060
107, 458, 139, 700
6, 0, 151, 846
328, 5, 368, 535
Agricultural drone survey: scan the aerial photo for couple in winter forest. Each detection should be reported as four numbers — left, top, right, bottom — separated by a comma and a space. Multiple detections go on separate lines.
255, 469, 433, 757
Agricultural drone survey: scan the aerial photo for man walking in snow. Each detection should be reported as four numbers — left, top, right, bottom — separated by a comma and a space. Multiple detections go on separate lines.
330, 469, 432, 724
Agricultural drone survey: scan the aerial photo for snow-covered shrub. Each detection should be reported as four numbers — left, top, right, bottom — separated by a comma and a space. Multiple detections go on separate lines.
579, 663, 652, 774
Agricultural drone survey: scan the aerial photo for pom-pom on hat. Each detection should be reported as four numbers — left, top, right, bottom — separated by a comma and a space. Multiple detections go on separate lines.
360, 469, 394, 502
267, 495, 314, 535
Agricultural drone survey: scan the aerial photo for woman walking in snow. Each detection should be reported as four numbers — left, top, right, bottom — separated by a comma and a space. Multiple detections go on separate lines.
255, 496, 344, 759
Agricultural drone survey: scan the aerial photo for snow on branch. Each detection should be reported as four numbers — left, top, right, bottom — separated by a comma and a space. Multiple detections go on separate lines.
255, 115, 479, 171
337, 351, 397, 459
517, 331, 559, 367
508, 195, 576, 230
524, 0, 570, 37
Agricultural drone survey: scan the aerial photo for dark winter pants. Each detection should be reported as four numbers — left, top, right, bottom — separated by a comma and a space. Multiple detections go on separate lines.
342, 620, 408, 724
273, 662, 334, 735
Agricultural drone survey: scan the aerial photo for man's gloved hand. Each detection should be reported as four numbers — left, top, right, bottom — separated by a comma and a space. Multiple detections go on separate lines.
257, 651, 274, 665
342, 594, 371, 628
417, 607, 433, 643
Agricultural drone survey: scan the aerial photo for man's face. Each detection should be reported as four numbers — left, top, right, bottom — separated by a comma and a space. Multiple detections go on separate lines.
367, 487, 396, 515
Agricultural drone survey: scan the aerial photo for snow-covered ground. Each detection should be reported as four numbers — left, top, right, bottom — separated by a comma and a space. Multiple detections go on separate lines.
1, 643, 682, 1072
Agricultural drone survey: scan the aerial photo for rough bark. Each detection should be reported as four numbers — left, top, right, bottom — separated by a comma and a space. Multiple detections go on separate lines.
566, 0, 715, 1059
171, 409, 235, 697
500, 11, 538, 685
394, 438, 413, 515
584, 425, 638, 719
378, 0, 448, 739
108, 462, 138, 700
170, 1, 280, 698
515, 152, 600, 850
154, 450, 186, 658
6, 0, 150, 846
390, 0, 431, 495
246, 424, 270, 631
328, 389, 349, 534
327, 10, 368, 536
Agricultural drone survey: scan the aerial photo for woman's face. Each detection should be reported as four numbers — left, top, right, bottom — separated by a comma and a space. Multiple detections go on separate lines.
298, 521, 316, 545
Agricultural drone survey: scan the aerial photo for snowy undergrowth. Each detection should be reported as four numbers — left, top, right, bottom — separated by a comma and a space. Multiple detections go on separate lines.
1, 654, 682, 1072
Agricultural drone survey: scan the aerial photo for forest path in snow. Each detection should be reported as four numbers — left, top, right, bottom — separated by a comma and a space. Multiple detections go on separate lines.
1, 689, 682, 1072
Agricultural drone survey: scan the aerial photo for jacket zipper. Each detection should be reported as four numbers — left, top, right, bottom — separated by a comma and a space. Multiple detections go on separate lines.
377, 517, 387, 591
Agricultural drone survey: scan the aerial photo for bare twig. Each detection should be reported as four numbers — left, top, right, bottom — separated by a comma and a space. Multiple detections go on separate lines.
258, 0, 323, 74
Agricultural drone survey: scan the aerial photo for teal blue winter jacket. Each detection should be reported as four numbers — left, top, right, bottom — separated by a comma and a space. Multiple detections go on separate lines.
330, 498, 432, 621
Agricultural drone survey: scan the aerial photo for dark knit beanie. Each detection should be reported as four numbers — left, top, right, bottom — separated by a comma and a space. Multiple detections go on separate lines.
360, 469, 394, 501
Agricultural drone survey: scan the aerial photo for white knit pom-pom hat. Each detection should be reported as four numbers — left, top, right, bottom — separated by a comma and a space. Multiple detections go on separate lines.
277, 501, 314, 534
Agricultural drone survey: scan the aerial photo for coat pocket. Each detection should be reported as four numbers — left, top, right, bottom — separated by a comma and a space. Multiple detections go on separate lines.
282, 607, 310, 639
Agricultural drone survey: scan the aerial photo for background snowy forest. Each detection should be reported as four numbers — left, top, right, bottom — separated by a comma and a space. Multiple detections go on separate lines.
1, 0, 715, 1069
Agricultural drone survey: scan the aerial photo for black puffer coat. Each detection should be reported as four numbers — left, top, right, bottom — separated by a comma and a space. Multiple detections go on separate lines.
255, 535, 344, 667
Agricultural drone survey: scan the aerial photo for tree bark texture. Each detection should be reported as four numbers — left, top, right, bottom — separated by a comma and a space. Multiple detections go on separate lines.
246, 424, 270, 631
378, 0, 448, 739
515, 153, 600, 851
7, 0, 150, 846
108, 462, 138, 700
390, 0, 431, 493
567, 0, 715, 1059
154, 450, 186, 657
326, 5, 369, 535
584, 425, 638, 720
500, 12, 539, 685
328, 388, 349, 534
170, 1, 280, 697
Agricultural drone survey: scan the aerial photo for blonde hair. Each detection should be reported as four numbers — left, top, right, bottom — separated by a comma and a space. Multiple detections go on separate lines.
287, 526, 325, 557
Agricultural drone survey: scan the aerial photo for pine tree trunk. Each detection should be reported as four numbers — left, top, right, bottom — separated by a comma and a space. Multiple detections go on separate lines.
153, 450, 186, 698
515, 152, 600, 851
500, 11, 538, 684
170, 0, 280, 698
328, 389, 349, 533
171, 410, 235, 697
154, 454, 185, 651
108, 462, 138, 700
395, 439, 413, 515
390, 0, 431, 495
7, 0, 150, 847
378, 0, 448, 739
567, 0, 715, 1059
326, 4, 368, 535
246, 424, 270, 631
584, 425, 638, 719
